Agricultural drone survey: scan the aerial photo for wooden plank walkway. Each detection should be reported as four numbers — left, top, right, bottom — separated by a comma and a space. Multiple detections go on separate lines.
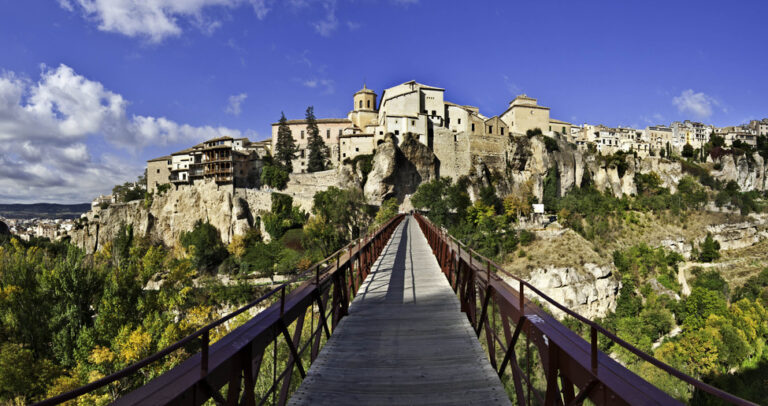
289, 216, 511, 406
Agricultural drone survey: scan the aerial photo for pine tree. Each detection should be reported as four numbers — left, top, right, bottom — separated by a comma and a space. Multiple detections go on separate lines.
274, 112, 297, 172
305, 106, 328, 172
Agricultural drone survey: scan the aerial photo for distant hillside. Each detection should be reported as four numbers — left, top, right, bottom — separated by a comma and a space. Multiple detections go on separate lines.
0, 203, 91, 219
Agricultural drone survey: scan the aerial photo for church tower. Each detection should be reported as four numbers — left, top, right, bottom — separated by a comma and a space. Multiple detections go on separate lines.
353, 84, 377, 112
349, 84, 379, 132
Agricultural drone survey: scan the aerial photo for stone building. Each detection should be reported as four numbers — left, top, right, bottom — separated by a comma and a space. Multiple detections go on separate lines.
147, 156, 172, 193
147, 136, 269, 191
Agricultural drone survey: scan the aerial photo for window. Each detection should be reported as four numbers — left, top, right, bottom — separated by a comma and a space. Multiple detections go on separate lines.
563, 127, 566, 134
355, 148, 359, 152
549, 126, 552, 131
338, 129, 342, 136
300, 150, 305, 158
431, 110, 436, 116
488, 125, 493, 133
471, 123, 475, 132
367, 100, 370, 108
501, 128, 505, 135
458, 119, 462, 125
395, 130, 400, 135
359, 100, 362, 108
156, 169, 160, 173
167, 159, 171, 164
326, 129, 330, 139
301, 130, 304, 139
411, 120, 415, 126
343, 153, 347, 157
379, 131, 383, 135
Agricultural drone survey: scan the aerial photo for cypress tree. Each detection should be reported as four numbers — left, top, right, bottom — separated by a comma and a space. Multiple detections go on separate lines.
275, 112, 297, 172
305, 106, 328, 172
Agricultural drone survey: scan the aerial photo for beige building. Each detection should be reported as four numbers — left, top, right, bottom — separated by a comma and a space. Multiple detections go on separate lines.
499, 95, 551, 135
147, 156, 171, 193
270, 118, 351, 172
147, 136, 269, 190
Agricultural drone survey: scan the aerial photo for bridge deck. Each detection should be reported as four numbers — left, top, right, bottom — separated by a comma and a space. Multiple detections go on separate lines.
289, 216, 510, 405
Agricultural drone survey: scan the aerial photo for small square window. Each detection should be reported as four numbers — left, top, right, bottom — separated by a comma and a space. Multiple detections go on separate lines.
355, 148, 359, 152
395, 130, 400, 135
156, 169, 160, 173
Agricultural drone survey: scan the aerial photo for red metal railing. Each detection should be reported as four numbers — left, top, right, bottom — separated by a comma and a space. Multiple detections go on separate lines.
35, 214, 405, 406
414, 212, 756, 406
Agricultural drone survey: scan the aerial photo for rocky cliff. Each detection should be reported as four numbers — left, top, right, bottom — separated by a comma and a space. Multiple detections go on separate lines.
711, 152, 767, 191
70, 168, 356, 253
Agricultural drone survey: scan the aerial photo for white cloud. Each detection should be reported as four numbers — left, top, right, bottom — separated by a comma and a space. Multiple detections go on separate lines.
672, 89, 717, 119
302, 78, 334, 94
59, 0, 273, 42
312, 0, 338, 37
0, 64, 246, 203
225, 93, 247, 115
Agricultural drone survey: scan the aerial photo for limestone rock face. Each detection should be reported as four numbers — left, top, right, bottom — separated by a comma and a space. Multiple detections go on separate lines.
705, 214, 768, 250
69, 167, 358, 253
637, 157, 683, 193
364, 134, 437, 204
517, 263, 620, 319
712, 153, 767, 192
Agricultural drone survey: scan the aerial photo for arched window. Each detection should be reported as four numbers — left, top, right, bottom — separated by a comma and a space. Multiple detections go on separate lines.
359, 100, 362, 108
366, 100, 370, 108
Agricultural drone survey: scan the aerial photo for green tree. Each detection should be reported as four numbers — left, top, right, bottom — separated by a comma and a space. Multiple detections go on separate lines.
699, 233, 721, 263
43, 246, 103, 367
274, 112, 297, 172
372, 198, 400, 229
682, 143, 695, 158
683, 287, 727, 329
312, 187, 372, 241
179, 221, 228, 271
542, 166, 560, 210
260, 164, 289, 190
305, 106, 328, 172
113, 223, 133, 269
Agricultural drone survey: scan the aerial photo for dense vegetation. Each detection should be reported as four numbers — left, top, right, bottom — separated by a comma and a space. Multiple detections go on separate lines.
0, 185, 386, 404
412, 152, 768, 404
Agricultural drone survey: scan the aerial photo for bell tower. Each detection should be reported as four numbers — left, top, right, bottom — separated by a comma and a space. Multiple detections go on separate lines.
353, 84, 377, 112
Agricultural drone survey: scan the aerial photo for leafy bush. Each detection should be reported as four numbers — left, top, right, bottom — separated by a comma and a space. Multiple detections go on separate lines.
180, 221, 228, 271
260, 165, 289, 190
698, 233, 720, 262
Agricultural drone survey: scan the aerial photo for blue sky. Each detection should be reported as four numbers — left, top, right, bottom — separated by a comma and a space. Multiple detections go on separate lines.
0, 0, 767, 203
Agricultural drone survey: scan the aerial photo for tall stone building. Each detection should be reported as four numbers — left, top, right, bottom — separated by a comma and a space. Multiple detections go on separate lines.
146, 136, 270, 192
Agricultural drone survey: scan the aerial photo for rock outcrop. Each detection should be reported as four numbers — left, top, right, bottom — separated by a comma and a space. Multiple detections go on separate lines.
512, 263, 620, 319
364, 133, 437, 204
711, 152, 767, 192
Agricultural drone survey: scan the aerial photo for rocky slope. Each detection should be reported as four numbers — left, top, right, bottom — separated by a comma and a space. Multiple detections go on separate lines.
502, 228, 620, 319
70, 169, 356, 253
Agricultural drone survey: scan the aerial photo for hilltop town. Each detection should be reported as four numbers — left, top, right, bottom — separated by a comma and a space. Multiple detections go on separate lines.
141, 80, 767, 197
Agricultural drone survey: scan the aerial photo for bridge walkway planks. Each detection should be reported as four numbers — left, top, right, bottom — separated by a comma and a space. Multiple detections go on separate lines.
288, 216, 511, 406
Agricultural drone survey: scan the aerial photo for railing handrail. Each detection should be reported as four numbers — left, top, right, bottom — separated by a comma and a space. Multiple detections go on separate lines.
418, 213, 757, 406
35, 213, 405, 406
